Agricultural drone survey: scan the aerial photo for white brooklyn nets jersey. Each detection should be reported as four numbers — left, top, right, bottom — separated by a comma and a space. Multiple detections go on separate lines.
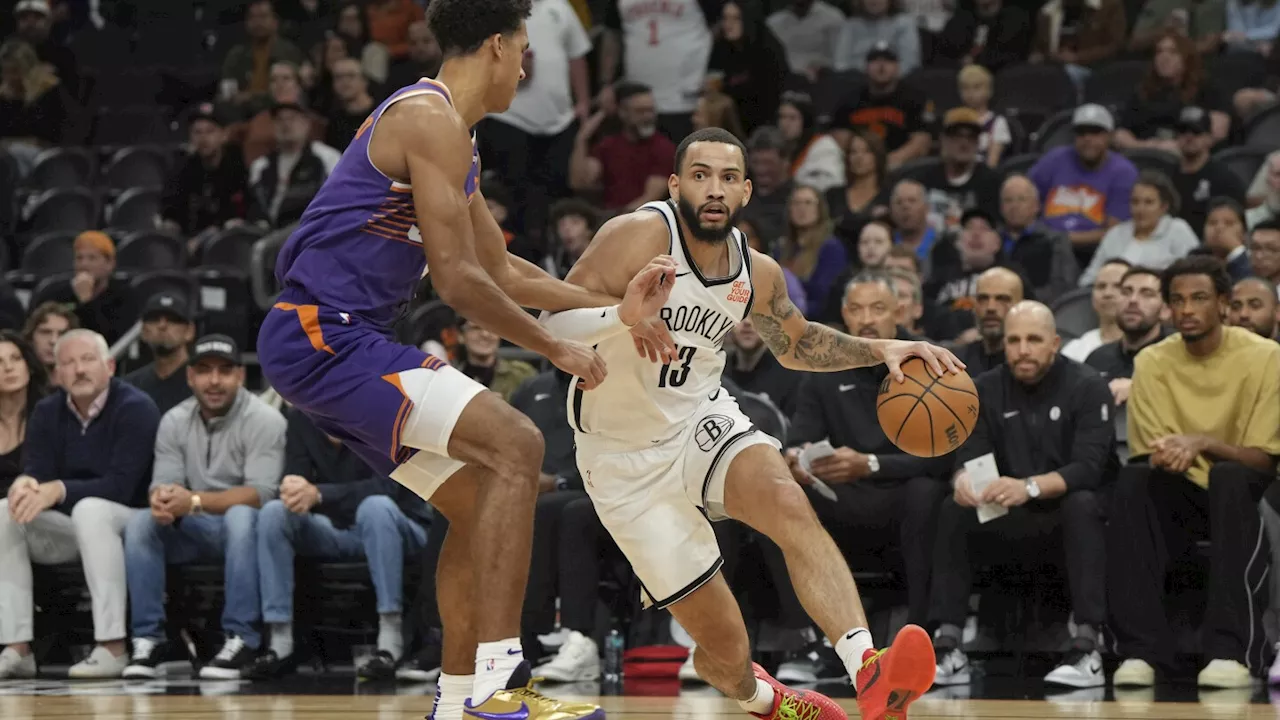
615, 0, 712, 114
569, 200, 754, 447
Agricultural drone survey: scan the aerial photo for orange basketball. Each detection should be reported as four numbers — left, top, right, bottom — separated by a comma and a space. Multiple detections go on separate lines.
876, 357, 980, 458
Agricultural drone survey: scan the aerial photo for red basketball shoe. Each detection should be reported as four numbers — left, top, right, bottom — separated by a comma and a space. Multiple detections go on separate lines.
748, 662, 848, 720
854, 625, 936, 720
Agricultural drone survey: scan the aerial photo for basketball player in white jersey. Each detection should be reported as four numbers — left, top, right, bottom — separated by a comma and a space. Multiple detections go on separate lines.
536, 127, 965, 720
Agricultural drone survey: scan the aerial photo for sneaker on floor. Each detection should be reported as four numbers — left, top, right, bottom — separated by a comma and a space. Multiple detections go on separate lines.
1112, 658, 1155, 687
467, 660, 604, 720
68, 645, 128, 679
537, 628, 571, 651
0, 647, 35, 679
396, 644, 442, 683
678, 651, 702, 683
123, 638, 173, 680
855, 624, 937, 720
932, 647, 970, 686
532, 630, 600, 683
199, 636, 256, 680
1198, 659, 1254, 689
245, 649, 297, 680
776, 644, 849, 685
747, 662, 847, 720
358, 649, 399, 680
1044, 648, 1104, 688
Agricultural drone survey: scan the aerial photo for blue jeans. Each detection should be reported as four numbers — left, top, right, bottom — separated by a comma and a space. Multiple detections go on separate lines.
257, 495, 427, 623
125, 505, 262, 649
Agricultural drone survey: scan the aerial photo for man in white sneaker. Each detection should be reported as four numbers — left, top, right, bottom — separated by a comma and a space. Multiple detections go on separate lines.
930, 301, 1116, 689
0, 330, 160, 678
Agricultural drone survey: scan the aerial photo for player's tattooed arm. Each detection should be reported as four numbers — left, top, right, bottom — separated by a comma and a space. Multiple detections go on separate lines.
749, 253, 882, 372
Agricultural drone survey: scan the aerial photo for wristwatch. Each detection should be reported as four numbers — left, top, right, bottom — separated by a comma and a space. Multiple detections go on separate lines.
866, 454, 880, 474
191, 494, 203, 515
1025, 478, 1041, 500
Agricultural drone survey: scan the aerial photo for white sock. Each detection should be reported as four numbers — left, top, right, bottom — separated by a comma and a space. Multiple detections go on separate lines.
472, 638, 524, 704
431, 672, 473, 720
738, 677, 776, 715
377, 613, 404, 661
269, 622, 293, 659
835, 628, 875, 678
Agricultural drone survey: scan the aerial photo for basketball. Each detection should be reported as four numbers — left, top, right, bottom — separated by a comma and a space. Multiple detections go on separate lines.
876, 357, 980, 458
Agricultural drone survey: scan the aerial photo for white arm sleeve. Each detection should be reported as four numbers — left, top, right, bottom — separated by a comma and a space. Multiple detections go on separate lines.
539, 306, 632, 345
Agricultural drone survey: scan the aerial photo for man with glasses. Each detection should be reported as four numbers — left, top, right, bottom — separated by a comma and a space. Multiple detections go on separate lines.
1248, 219, 1280, 294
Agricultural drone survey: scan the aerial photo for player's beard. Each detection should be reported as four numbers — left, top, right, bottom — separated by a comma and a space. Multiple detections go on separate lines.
677, 195, 740, 244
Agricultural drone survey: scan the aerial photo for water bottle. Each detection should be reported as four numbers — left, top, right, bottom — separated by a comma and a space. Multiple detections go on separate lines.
603, 629, 625, 683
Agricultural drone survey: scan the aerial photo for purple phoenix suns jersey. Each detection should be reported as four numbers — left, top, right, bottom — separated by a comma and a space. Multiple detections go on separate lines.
274, 78, 481, 328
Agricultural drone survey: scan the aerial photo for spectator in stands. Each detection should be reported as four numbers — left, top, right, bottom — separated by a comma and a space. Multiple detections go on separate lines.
0, 38, 70, 175
1079, 171, 1199, 286
10, 0, 76, 96
1109, 256, 1280, 689
324, 58, 374, 151
221, 0, 305, 111
385, 21, 441, 91
1172, 107, 1245, 233
481, 0, 592, 237
252, 408, 427, 679
707, 0, 788, 137
1130, 0, 1225, 55
239, 61, 327, 165
455, 318, 537, 402
1247, 153, 1280, 228
332, 1, 390, 85
933, 301, 1115, 689
834, 0, 921, 73
1063, 259, 1128, 361
47, 231, 135, 346
888, 265, 927, 336
1029, 104, 1138, 256
936, 0, 1032, 71
889, 180, 938, 277
247, 100, 341, 229
1000, 175, 1079, 303
831, 42, 932, 170
364, 0, 424, 61
691, 90, 747, 140
739, 217, 810, 312
1084, 265, 1168, 459
956, 66, 1012, 169
1203, 198, 1253, 280
777, 92, 844, 193
124, 335, 286, 680
1228, 276, 1279, 338
918, 108, 1003, 234
724, 318, 802, 416
739, 126, 794, 245
569, 83, 676, 213
949, 265, 1024, 372
0, 333, 44, 496
21, 301, 75, 380
886, 243, 924, 275
1250, 219, 1280, 289
545, 198, 599, 278
858, 220, 893, 269
778, 185, 849, 308
0, 329, 158, 679
1115, 32, 1230, 151
826, 127, 887, 228
161, 103, 248, 250
766, 0, 845, 80
1028, 0, 1126, 87
123, 294, 195, 417
1223, 0, 1280, 53
782, 271, 950, 629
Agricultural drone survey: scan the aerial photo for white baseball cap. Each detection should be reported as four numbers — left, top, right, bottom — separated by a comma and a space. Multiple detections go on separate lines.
1072, 103, 1114, 132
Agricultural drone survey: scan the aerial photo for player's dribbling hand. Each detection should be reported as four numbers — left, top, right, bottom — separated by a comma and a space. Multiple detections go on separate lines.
879, 340, 965, 383
551, 340, 607, 390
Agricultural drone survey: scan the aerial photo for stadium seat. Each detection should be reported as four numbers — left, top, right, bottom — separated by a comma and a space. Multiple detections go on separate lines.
1212, 146, 1271, 189
396, 299, 458, 350
886, 156, 942, 188
28, 272, 75, 310
249, 223, 295, 310
193, 266, 254, 348
1001, 112, 1029, 156
202, 225, 266, 270
21, 231, 77, 274
995, 64, 1078, 118
88, 68, 164, 111
1031, 108, 1075, 152
1050, 286, 1097, 338
904, 67, 962, 115
130, 269, 201, 314
1244, 101, 1280, 148
1206, 51, 1270, 102
1120, 147, 1178, 178
106, 187, 162, 231
998, 152, 1039, 179
115, 230, 186, 271
24, 147, 97, 191
102, 145, 170, 191
91, 106, 180, 147
1082, 60, 1147, 109
812, 69, 865, 125
20, 187, 99, 236
736, 391, 789, 446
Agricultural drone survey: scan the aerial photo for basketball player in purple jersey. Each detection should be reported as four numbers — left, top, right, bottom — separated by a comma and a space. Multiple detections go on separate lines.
258, 1, 676, 719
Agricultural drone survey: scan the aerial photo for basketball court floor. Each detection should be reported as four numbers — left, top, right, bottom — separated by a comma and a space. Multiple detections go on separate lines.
4, 674, 1277, 719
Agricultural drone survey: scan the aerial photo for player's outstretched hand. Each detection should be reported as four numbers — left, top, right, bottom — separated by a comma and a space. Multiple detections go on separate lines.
620, 255, 677, 327
550, 340, 607, 390
630, 317, 677, 363
879, 339, 966, 383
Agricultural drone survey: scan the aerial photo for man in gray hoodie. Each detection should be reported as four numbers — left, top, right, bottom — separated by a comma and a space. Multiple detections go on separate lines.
123, 335, 286, 681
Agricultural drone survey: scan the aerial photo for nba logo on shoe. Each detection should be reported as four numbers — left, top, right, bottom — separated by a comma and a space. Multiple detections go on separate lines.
695, 415, 734, 451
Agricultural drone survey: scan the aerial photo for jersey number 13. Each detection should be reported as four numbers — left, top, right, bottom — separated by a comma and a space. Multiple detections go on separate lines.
658, 346, 697, 388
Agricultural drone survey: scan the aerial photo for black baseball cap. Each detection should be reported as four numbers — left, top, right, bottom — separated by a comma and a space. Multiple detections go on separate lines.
141, 293, 191, 324
961, 207, 997, 227
187, 101, 229, 128
190, 334, 241, 366
1176, 106, 1212, 135
867, 41, 899, 63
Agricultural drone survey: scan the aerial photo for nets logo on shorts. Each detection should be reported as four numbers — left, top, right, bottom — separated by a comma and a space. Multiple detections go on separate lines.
695, 414, 735, 451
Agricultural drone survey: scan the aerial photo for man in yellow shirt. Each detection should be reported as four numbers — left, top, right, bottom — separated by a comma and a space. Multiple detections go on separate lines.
1109, 256, 1280, 690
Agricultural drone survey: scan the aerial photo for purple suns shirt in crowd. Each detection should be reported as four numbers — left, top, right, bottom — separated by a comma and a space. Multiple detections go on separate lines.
274, 78, 482, 328
1028, 146, 1138, 235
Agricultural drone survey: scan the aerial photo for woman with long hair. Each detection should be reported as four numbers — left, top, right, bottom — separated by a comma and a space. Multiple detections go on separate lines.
0, 331, 48, 495
0, 40, 71, 176
691, 90, 746, 140
776, 185, 850, 309
827, 127, 888, 226
706, 0, 788, 135
1080, 171, 1201, 285
334, 1, 390, 84
777, 91, 844, 193
1115, 31, 1229, 152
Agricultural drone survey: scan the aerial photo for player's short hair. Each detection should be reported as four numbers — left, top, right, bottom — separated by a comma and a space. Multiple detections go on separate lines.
1120, 265, 1161, 288
675, 127, 747, 174
1252, 217, 1280, 235
426, 0, 531, 58
1160, 255, 1231, 302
